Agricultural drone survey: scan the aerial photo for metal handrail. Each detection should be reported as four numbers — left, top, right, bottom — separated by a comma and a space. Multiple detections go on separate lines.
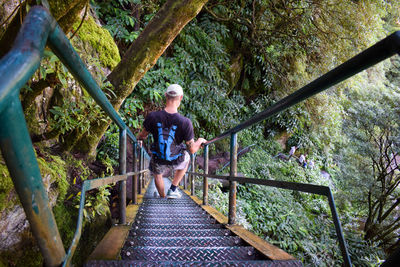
0, 6, 150, 266
205, 31, 400, 146
63, 170, 149, 266
188, 170, 348, 263
189, 31, 400, 267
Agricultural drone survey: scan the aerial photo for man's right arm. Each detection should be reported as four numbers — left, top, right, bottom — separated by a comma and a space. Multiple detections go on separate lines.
137, 128, 149, 141
186, 138, 207, 154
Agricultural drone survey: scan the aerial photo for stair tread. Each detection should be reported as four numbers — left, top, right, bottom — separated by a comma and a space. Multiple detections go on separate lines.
132, 223, 223, 229
130, 228, 233, 237
86, 259, 303, 267
108, 179, 302, 266
120, 246, 264, 261
125, 236, 245, 247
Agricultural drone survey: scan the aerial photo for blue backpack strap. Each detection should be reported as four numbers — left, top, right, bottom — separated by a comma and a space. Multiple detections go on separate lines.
165, 125, 180, 161
151, 122, 182, 161
157, 122, 164, 158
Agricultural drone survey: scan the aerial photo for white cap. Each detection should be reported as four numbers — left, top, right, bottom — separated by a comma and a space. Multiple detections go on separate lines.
166, 84, 183, 97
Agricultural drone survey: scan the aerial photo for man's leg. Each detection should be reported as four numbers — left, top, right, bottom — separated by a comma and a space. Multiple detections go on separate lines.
150, 158, 166, 198
154, 173, 166, 198
171, 165, 188, 187
167, 152, 190, 198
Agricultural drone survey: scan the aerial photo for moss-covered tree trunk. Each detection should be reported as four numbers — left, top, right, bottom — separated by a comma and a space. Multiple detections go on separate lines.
69, 0, 208, 155
0, 0, 89, 127
0, 0, 88, 58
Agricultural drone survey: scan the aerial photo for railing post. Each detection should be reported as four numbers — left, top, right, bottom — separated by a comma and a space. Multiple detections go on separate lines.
119, 128, 127, 224
203, 145, 209, 205
138, 147, 143, 195
228, 133, 238, 224
190, 154, 195, 196
0, 98, 66, 266
132, 142, 138, 204
184, 171, 187, 190
141, 151, 145, 190
327, 190, 352, 267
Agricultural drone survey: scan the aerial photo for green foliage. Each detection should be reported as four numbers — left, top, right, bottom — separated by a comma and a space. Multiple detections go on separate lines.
207, 145, 385, 265
91, 0, 139, 43
96, 124, 120, 167
91, 0, 161, 47
50, 94, 107, 137
74, 185, 111, 222
339, 77, 400, 252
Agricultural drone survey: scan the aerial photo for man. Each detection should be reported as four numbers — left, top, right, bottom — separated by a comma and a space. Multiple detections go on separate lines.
288, 146, 296, 159
137, 84, 207, 198
299, 154, 306, 168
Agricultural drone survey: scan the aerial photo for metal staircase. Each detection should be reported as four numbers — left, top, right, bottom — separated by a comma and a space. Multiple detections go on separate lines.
86, 178, 302, 266
2, 5, 400, 266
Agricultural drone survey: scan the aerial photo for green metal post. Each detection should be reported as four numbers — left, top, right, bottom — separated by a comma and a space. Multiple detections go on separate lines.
327, 190, 352, 266
138, 147, 143, 194
190, 154, 195, 196
0, 98, 65, 266
228, 133, 238, 224
203, 145, 209, 205
184, 165, 188, 190
119, 129, 127, 224
132, 142, 138, 204
141, 150, 145, 189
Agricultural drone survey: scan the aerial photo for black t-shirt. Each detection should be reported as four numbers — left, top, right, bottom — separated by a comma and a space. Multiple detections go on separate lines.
143, 109, 194, 146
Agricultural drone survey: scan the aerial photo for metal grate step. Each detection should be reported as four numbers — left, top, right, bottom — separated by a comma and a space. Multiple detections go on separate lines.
136, 213, 209, 218
120, 247, 263, 261
109, 178, 303, 266
139, 205, 200, 211
132, 223, 223, 230
140, 200, 198, 206
86, 260, 303, 267
125, 236, 245, 247
135, 217, 216, 225
141, 199, 194, 204
130, 228, 233, 237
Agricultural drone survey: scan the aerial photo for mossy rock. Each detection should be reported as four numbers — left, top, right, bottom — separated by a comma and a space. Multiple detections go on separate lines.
0, 232, 43, 267
0, 163, 17, 213
74, 16, 120, 69
37, 154, 69, 202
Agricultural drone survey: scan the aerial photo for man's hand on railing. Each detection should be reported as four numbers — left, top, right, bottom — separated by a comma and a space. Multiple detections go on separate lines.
198, 138, 207, 146
187, 138, 207, 154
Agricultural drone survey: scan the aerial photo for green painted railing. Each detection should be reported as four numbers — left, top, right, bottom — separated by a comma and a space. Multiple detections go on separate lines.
186, 31, 400, 267
0, 6, 150, 267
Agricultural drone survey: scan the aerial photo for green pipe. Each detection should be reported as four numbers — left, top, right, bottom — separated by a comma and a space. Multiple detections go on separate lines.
0, 7, 64, 266
0, 97, 65, 266
228, 133, 237, 225
119, 129, 127, 224
203, 145, 209, 205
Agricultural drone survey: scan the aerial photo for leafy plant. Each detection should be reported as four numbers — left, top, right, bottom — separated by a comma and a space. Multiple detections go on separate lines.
74, 185, 111, 222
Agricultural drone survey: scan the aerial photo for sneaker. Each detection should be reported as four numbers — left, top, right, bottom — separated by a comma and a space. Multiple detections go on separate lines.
167, 189, 182, 199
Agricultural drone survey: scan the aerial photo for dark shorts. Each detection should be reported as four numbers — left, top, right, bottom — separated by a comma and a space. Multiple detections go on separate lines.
149, 151, 190, 175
